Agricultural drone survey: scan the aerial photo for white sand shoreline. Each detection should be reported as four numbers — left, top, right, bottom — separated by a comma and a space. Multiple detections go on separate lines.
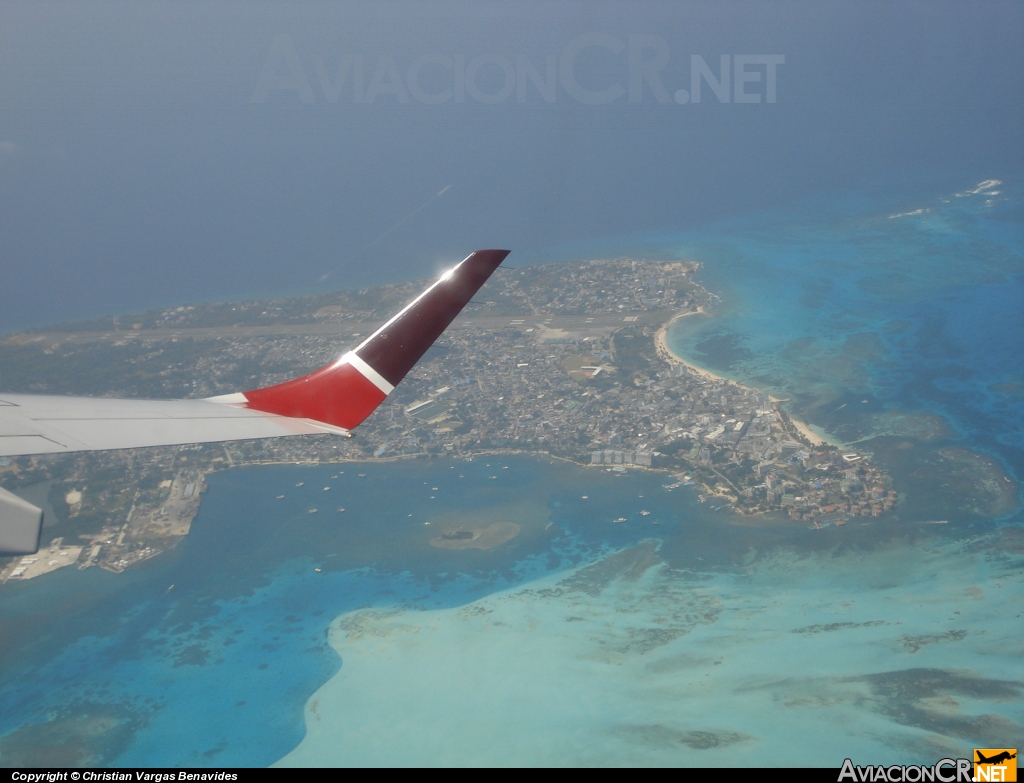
652, 307, 731, 384
653, 308, 839, 448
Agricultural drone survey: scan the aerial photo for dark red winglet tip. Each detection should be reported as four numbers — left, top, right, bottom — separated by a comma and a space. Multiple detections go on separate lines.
241, 249, 509, 431
472, 248, 511, 260
460, 249, 511, 278
471, 248, 510, 262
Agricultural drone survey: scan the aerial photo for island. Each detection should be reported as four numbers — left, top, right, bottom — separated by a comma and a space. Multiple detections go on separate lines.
430, 522, 521, 550
0, 258, 904, 581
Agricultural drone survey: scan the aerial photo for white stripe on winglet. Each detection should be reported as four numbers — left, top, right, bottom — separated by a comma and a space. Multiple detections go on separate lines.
205, 392, 249, 405
344, 352, 394, 395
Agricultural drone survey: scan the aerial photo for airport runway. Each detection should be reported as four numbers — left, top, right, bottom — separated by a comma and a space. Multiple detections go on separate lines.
2, 311, 676, 346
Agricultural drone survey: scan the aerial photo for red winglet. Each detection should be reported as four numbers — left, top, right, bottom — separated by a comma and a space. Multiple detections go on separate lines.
240, 250, 509, 430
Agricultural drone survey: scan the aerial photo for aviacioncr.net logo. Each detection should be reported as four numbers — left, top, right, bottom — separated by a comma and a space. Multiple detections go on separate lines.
974, 749, 1017, 782
838, 758, 973, 782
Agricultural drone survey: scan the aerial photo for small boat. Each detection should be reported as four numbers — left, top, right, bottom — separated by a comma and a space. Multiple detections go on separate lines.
315, 567, 322, 572
296, 482, 304, 487
581, 496, 588, 500
835, 519, 846, 526
276, 495, 285, 499
308, 508, 318, 514
337, 507, 345, 513
323, 487, 330, 491
613, 517, 626, 523
640, 510, 650, 516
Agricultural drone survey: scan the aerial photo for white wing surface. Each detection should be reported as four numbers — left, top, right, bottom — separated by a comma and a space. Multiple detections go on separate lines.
0, 394, 341, 458
0, 249, 510, 555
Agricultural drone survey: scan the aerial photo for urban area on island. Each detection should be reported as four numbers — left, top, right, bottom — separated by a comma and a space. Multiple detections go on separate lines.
0, 259, 897, 583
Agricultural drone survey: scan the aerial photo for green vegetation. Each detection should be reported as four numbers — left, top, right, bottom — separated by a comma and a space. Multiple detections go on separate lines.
612, 326, 655, 377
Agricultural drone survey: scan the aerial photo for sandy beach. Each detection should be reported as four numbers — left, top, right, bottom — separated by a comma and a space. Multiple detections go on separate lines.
786, 417, 835, 448
653, 309, 837, 448
652, 307, 733, 385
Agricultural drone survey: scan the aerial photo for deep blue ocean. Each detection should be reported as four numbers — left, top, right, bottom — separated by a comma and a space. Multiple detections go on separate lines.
0, 182, 1021, 766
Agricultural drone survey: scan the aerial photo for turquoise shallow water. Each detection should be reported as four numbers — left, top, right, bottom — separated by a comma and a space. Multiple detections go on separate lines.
0, 181, 1022, 766
0, 457, 730, 766
663, 180, 1024, 474
281, 532, 1024, 767
2, 456, 1020, 766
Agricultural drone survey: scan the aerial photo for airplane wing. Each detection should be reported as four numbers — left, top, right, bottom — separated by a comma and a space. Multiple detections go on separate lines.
0, 249, 509, 555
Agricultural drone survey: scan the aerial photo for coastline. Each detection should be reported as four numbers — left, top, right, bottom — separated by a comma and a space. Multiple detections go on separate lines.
786, 417, 838, 449
653, 308, 838, 448
652, 307, 731, 385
